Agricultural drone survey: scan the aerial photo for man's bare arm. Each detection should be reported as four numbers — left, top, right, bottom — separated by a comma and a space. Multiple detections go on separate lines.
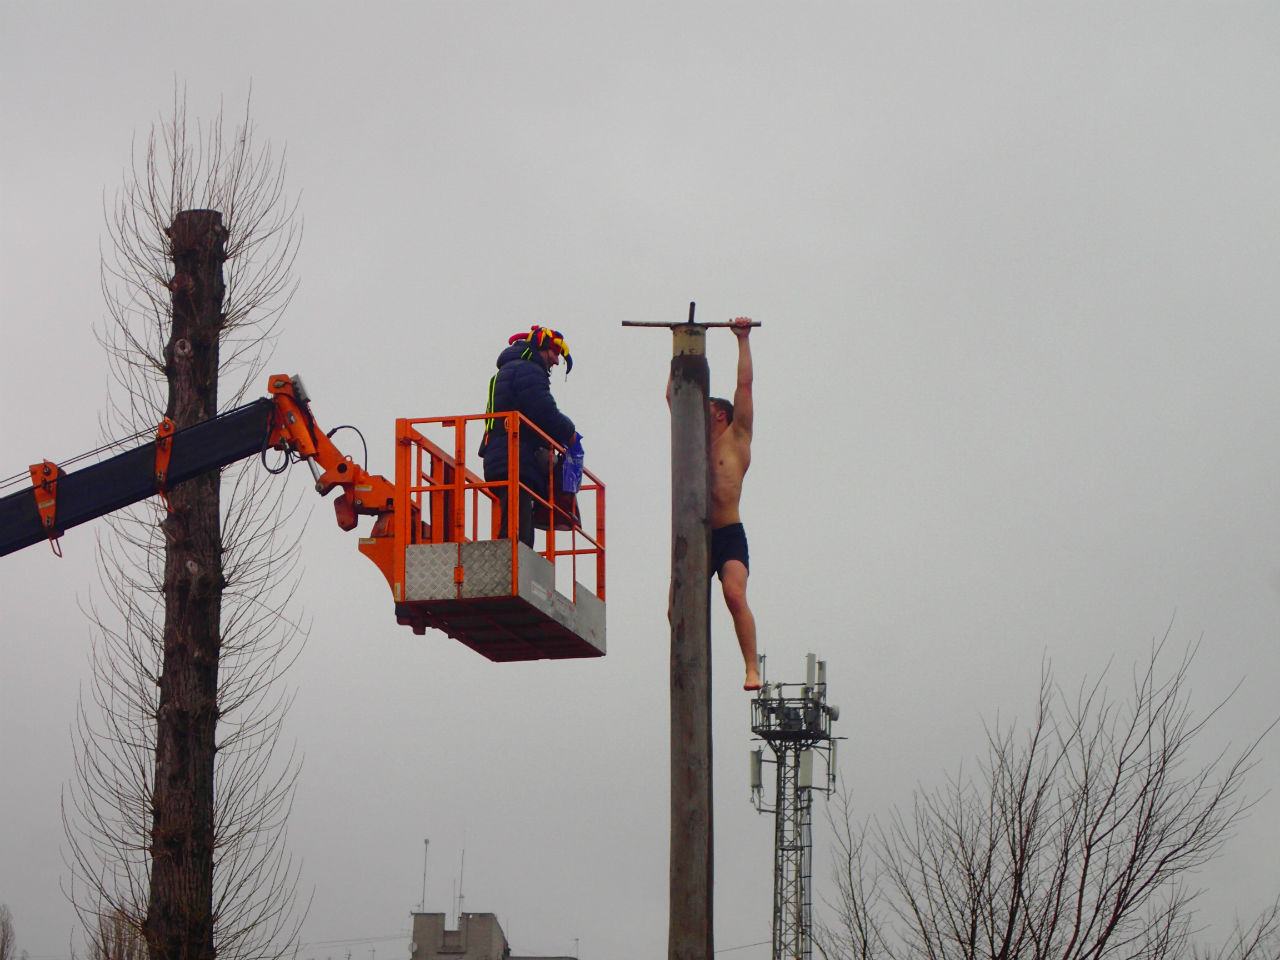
731, 317, 753, 437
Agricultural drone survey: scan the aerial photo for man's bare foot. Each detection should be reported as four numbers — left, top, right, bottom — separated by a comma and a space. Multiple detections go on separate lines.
744, 672, 762, 691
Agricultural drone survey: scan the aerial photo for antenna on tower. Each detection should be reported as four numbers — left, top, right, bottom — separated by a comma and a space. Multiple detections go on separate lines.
750, 653, 841, 960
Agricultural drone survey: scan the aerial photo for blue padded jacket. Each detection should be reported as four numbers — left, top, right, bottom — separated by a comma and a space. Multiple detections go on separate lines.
481, 341, 576, 496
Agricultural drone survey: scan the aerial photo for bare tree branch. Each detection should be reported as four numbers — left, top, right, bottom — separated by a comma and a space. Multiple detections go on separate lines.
819, 641, 1278, 960
1, 904, 16, 960
64, 88, 307, 960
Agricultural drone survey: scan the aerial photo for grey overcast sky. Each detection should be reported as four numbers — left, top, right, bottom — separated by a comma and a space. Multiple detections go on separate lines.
3, 3, 1279, 958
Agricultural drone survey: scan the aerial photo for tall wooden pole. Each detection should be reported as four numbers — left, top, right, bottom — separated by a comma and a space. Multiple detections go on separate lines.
624, 306, 757, 959
667, 317, 713, 960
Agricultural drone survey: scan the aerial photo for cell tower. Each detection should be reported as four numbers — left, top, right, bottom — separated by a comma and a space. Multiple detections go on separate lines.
750, 654, 840, 960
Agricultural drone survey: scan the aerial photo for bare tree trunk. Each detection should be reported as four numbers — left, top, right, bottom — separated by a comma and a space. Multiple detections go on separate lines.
146, 209, 228, 960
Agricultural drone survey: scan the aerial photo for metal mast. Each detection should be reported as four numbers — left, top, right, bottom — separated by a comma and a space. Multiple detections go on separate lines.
750, 654, 840, 960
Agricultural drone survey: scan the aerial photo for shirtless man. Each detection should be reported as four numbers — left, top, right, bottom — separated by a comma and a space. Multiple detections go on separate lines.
710, 317, 761, 690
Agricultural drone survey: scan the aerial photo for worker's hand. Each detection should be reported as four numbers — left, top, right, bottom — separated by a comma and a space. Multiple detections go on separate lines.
730, 316, 752, 338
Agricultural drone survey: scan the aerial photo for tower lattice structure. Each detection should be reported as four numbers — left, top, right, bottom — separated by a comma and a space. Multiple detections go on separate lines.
750, 654, 840, 960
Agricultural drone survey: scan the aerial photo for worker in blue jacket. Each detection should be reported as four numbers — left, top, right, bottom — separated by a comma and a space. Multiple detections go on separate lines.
481, 326, 578, 545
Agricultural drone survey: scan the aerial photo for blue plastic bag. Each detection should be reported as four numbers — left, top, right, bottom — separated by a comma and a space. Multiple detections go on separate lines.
561, 435, 585, 494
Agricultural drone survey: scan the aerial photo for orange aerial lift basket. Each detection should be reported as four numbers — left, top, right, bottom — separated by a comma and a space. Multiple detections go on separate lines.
1, 374, 603, 663
359, 411, 606, 662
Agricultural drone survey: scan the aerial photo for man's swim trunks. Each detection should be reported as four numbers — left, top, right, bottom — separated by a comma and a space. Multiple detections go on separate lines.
710, 523, 750, 580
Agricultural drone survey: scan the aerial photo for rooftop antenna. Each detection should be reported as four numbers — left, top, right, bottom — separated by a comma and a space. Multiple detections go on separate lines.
419, 838, 429, 911
751, 653, 841, 960
456, 848, 466, 922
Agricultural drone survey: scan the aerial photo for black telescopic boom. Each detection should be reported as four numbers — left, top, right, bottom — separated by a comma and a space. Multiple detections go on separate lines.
0, 398, 276, 557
